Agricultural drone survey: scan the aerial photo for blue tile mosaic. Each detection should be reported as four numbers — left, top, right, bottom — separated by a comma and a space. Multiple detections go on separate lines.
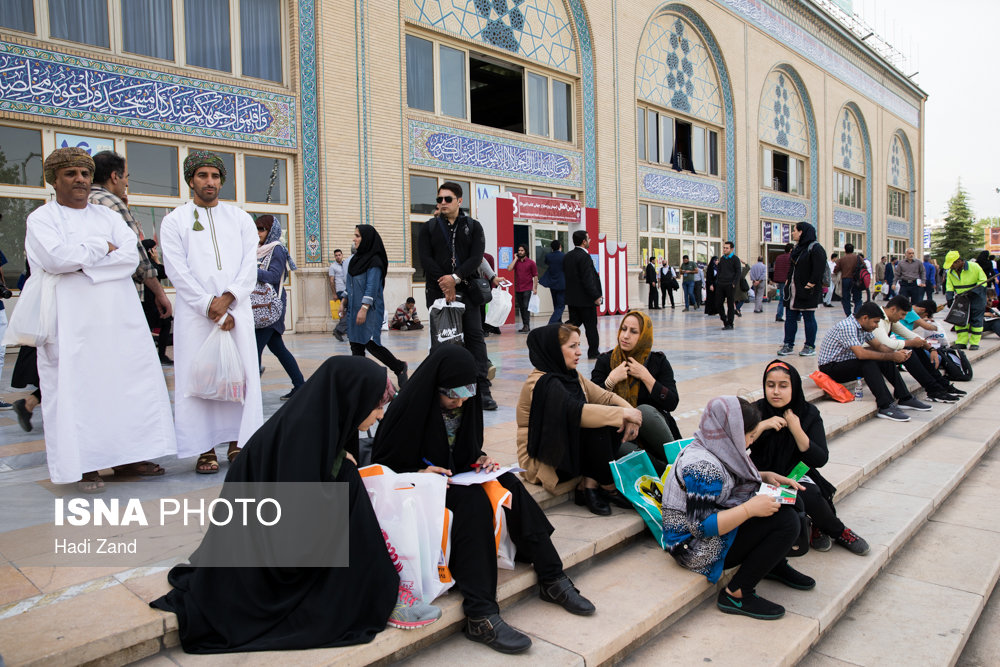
298, 0, 321, 262
772, 64, 818, 229
838, 108, 864, 175
833, 207, 865, 230
892, 129, 916, 244
639, 165, 724, 207
758, 70, 807, 155
843, 102, 873, 256
887, 219, 909, 237
760, 194, 808, 220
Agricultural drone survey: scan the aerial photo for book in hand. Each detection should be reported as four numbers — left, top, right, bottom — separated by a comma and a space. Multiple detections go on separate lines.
756, 483, 797, 505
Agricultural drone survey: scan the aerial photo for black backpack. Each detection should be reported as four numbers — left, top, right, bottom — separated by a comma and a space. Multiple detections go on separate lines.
941, 348, 973, 382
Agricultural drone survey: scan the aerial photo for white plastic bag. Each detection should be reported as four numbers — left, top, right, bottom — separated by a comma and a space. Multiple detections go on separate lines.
360, 465, 455, 603
527, 293, 541, 314
485, 285, 513, 327
185, 324, 247, 403
2, 270, 59, 347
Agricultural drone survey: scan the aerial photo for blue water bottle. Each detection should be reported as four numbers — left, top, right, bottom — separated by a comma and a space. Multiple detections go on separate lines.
853, 377, 864, 400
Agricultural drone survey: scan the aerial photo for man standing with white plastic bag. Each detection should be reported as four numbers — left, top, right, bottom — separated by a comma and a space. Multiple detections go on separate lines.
160, 151, 263, 474
25, 148, 176, 491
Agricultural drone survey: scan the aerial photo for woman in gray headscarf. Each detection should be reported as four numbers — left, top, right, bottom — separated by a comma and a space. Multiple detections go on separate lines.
661, 396, 811, 621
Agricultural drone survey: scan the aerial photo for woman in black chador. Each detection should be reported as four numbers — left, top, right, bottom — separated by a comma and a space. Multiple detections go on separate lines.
372, 345, 595, 655
151, 357, 403, 653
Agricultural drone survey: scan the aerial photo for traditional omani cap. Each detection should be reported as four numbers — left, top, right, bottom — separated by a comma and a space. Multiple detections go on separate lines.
943, 250, 960, 270
183, 150, 227, 185
42, 147, 94, 185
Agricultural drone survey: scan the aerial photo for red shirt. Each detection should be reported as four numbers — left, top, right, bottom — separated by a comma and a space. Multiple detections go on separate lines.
772, 252, 791, 283
512, 257, 538, 292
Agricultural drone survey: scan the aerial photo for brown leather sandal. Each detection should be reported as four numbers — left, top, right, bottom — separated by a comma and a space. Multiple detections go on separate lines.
77, 471, 106, 493
196, 452, 219, 474
227, 446, 242, 463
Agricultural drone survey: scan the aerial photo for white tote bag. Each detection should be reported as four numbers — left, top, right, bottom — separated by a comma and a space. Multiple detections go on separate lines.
2, 270, 60, 347
485, 285, 513, 327
527, 293, 541, 314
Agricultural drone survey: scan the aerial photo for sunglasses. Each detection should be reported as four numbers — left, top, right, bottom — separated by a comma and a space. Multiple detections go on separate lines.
435, 196, 455, 204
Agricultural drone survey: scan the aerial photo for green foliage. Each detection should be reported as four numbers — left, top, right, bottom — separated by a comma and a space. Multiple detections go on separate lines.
930, 183, 979, 262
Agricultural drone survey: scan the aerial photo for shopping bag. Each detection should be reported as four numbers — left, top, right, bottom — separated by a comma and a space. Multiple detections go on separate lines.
185, 324, 247, 403
808, 370, 855, 403
329, 299, 341, 320
429, 298, 465, 350
359, 465, 455, 603
482, 480, 516, 570
2, 270, 59, 347
662, 438, 694, 465
610, 450, 668, 548
944, 294, 971, 326
485, 285, 513, 327
527, 293, 541, 314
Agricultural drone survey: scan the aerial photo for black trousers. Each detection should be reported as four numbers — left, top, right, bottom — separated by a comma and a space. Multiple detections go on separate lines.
350, 340, 405, 374
717, 283, 736, 326
516, 290, 532, 329
647, 283, 659, 309
660, 282, 675, 308
820, 358, 912, 409
446, 472, 562, 617
724, 503, 801, 593
567, 305, 600, 357
903, 349, 949, 394
800, 480, 844, 536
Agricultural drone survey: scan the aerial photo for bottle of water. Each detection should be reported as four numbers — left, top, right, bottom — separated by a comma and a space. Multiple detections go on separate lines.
854, 377, 864, 400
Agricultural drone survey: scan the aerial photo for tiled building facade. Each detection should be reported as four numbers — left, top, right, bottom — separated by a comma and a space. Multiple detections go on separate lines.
0, 0, 924, 330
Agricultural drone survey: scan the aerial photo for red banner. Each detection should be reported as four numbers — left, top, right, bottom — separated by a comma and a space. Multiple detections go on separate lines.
511, 193, 582, 223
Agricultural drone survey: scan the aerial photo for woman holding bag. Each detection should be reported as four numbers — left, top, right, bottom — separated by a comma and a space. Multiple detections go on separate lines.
661, 396, 812, 621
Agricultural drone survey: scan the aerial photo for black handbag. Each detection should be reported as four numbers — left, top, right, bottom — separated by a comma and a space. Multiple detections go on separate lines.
944, 293, 971, 326
463, 277, 492, 306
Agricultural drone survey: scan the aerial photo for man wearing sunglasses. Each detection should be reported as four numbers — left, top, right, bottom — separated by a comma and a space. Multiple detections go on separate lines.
418, 182, 498, 410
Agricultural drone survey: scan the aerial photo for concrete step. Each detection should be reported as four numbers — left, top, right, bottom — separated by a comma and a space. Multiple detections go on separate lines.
3, 343, 998, 666
619, 378, 1000, 666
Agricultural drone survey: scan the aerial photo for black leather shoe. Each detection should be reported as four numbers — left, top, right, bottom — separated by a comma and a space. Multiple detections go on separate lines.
482, 396, 498, 411
464, 614, 531, 654
539, 575, 596, 615
574, 488, 611, 515
598, 487, 633, 510
12, 399, 33, 432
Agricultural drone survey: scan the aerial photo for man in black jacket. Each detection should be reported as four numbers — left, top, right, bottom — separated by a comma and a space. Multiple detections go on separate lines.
417, 182, 497, 410
714, 241, 741, 330
644, 257, 659, 309
564, 230, 603, 358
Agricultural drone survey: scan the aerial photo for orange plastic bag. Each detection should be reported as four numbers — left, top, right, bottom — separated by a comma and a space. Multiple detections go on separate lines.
809, 370, 855, 403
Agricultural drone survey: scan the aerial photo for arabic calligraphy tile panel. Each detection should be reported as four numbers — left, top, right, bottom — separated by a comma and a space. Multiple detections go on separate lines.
833, 207, 865, 231
758, 70, 807, 155
760, 194, 808, 221
887, 219, 909, 237
636, 13, 721, 125
409, 119, 582, 187
639, 165, 725, 209
718, 0, 920, 128
299, 0, 321, 261
406, 0, 577, 74
0, 42, 296, 148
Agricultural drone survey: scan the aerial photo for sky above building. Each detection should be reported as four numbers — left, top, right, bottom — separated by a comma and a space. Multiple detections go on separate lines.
853, 0, 1000, 221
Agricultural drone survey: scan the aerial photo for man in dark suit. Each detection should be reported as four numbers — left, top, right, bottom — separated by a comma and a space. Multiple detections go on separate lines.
417, 181, 497, 410
563, 230, 603, 358
542, 239, 566, 324
644, 257, 659, 309
713, 240, 741, 330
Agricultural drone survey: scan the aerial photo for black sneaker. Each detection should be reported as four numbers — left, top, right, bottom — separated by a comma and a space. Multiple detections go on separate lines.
898, 397, 932, 411
464, 614, 532, 654
952, 343, 967, 350
946, 384, 967, 396
12, 399, 33, 432
0, 400, 12, 410
482, 396, 498, 411
876, 404, 910, 422
835, 527, 870, 555
810, 526, 832, 552
539, 575, 596, 615
716, 589, 784, 620
927, 391, 958, 403
970, 344, 980, 350
764, 561, 815, 590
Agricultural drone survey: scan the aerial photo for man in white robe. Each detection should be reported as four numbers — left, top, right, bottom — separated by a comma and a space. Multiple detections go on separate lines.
26, 147, 176, 490
160, 151, 263, 472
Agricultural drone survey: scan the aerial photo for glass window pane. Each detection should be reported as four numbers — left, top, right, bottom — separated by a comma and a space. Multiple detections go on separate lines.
440, 45, 467, 119
659, 115, 673, 165
651, 206, 664, 233
469, 53, 524, 133
506, 186, 527, 194
797, 159, 804, 194
452, 179, 471, 215
711, 242, 720, 259
0, 197, 45, 279
710, 213, 721, 238
49, 0, 108, 47
241, 0, 282, 82
667, 238, 681, 267
527, 73, 549, 136
696, 211, 708, 236
639, 204, 648, 232
0, 126, 44, 186
692, 126, 705, 173
532, 190, 552, 197
185, 0, 231, 71
122, 0, 173, 60
763, 149, 772, 189
788, 157, 797, 194
682, 239, 694, 262
130, 205, 172, 244
126, 142, 178, 196
709, 130, 718, 175
213, 151, 236, 200
637, 107, 646, 161
552, 80, 571, 142
696, 241, 709, 264
410, 175, 437, 215
0, 0, 35, 32
647, 110, 658, 163
244, 155, 287, 204
410, 221, 426, 282
406, 35, 434, 112
682, 209, 694, 234
652, 237, 665, 262
640, 237, 650, 264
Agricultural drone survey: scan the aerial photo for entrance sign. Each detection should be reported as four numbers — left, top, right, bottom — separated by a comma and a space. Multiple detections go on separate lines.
511, 193, 582, 223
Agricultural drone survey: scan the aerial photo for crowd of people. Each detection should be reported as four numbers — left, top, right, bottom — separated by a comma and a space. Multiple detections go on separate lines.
1, 149, 997, 654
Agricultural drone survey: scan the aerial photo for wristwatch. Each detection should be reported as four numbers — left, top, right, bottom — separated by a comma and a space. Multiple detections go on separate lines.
452, 273, 461, 283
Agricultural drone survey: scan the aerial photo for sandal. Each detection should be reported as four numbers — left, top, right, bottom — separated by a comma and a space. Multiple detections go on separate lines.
77, 472, 105, 493
112, 461, 166, 477
227, 446, 242, 464
196, 452, 220, 474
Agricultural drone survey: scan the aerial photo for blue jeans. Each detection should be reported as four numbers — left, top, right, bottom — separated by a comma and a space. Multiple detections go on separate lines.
775, 284, 785, 319
548, 289, 566, 324
255, 327, 305, 388
840, 278, 863, 315
682, 281, 696, 307
783, 309, 817, 347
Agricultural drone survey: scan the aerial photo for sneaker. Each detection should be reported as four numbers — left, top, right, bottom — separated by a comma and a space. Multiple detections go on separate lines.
12, 399, 33, 432
716, 589, 784, 620
777, 344, 795, 356
945, 384, 967, 396
927, 391, 958, 403
682, 308, 690, 312
799, 345, 816, 357
539, 575, 596, 615
877, 404, 910, 422
898, 397, 932, 411
388, 587, 441, 630
835, 527, 870, 555
465, 613, 531, 654
970, 344, 980, 350
0, 400, 12, 410
775, 317, 784, 322
952, 343, 967, 350
764, 561, 816, 590
482, 396, 498, 411
810, 526, 832, 552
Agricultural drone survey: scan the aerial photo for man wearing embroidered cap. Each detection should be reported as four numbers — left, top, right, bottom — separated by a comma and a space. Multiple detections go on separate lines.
25, 147, 176, 491
160, 150, 263, 473
943, 250, 988, 350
